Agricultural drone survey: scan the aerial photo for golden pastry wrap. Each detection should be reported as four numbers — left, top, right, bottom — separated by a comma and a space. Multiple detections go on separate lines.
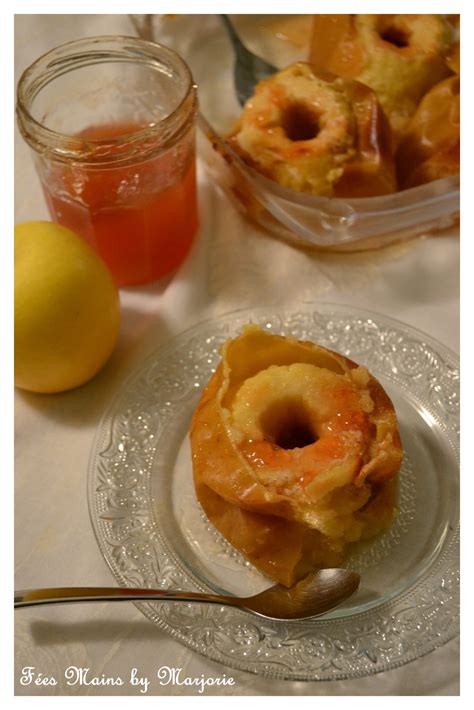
190, 326, 403, 586
396, 75, 460, 188
308, 14, 453, 141
228, 62, 396, 198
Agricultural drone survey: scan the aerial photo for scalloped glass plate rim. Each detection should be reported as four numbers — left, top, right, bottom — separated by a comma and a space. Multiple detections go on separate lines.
87, 303, 459, 682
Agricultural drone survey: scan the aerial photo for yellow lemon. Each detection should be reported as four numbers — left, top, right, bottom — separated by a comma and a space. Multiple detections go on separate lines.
15, 221, 120, 393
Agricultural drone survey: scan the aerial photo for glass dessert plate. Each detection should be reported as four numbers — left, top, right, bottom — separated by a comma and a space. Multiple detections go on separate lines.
88, 304, 459, 681
130, 14, 460, 251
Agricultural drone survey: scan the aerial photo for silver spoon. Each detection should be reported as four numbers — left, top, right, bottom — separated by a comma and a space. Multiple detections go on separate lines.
14, 568, 359, 621
220, 14, 277, 105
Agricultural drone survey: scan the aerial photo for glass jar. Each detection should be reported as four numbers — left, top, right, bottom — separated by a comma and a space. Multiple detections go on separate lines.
17, 36, 199, 287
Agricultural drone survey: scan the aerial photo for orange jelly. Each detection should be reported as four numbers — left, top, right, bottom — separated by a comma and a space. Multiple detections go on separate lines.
41, 122, 198, 287
17, 37, 199, 288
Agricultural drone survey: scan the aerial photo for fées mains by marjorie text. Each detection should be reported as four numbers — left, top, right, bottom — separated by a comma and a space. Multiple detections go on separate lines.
20, 665, 236, 694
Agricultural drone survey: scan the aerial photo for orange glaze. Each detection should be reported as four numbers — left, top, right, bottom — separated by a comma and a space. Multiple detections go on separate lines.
239, 435, 355, 489
238, 403, 370, 494
42, 122, 198, 287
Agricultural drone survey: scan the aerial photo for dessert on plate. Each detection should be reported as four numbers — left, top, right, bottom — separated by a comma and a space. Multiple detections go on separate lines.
190, 325, 403, 587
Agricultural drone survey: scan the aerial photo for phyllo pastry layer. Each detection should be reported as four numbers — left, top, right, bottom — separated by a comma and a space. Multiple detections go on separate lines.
190, 325, 403, 586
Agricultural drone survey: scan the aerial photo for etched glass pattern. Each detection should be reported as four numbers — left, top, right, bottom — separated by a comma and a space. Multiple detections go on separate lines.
88, 305, 459, 680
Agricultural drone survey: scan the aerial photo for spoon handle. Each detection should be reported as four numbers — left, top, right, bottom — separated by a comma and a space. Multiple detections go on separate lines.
14, 586, 241, 609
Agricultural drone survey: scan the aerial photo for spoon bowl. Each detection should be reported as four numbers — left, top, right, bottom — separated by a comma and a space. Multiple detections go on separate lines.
244, 568, 360, 620
15, 568, 360, 621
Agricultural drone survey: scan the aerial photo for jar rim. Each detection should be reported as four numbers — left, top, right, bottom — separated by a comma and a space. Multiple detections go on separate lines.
16, 35, 197, 165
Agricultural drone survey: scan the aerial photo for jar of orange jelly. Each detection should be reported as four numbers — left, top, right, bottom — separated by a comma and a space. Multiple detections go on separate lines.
17, 36, 199, 287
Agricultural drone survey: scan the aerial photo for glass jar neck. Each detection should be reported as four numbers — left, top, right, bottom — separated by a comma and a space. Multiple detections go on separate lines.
16, 36, 197, 166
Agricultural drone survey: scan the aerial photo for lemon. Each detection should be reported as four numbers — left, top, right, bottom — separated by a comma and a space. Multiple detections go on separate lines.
15, 221, 120, 393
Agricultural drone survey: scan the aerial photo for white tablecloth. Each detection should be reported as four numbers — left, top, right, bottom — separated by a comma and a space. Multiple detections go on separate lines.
14, 14, 460, 696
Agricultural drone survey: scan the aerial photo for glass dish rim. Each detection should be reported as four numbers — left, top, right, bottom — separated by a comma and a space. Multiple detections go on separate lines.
198, 114, 460, 216
87, 302, 459, 682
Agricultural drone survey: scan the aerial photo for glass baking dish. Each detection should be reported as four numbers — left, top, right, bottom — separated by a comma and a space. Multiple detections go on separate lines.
131, 14, 460, 251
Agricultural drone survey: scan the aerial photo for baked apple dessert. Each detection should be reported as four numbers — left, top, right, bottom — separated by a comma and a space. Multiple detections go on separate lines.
190, 325, 403, 586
